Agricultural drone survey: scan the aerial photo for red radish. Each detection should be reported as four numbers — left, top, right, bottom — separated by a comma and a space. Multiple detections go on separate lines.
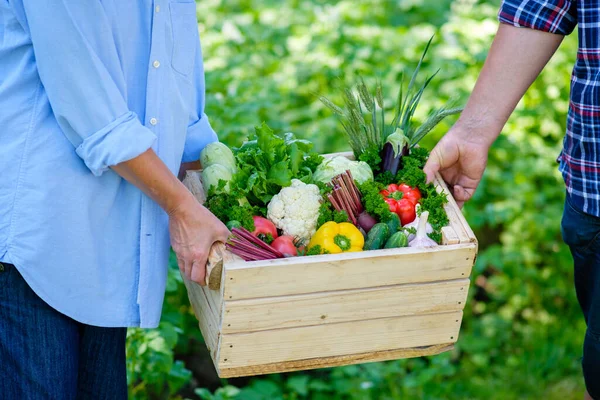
357, 211, 377, 233
271, 235, 298, 257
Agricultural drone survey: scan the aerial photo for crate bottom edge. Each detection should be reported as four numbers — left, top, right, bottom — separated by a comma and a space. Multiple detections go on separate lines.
216, 342, 455, 378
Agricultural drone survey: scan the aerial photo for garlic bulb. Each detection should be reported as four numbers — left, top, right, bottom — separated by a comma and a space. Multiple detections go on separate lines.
403, 205, 433, 241
408, 211, 438, 248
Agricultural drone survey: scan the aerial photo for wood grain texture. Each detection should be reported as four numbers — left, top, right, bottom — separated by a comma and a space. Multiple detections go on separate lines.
218, 311, 462, 369
221, 279, 469, 333
182, 170, 206, 204
217, 343, 454, 378
434, 173, 478, 244
441, 226, 460, 245
205, 242, 228, 290
183, 278, 222, 362
222, 244, 476, 300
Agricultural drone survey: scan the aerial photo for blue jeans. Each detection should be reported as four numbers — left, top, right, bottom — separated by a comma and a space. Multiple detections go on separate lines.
0, 262, 127, 400
562, 195, 600, 399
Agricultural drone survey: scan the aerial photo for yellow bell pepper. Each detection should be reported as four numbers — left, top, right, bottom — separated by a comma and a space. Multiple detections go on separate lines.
308, 221, 364, 254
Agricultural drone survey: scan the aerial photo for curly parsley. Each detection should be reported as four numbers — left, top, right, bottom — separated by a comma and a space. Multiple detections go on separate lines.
206, 193, 256, 231
305, 245, 330, 256
357, 180, 392, 223
395, 148, 449, 239
317, 203, 349, 229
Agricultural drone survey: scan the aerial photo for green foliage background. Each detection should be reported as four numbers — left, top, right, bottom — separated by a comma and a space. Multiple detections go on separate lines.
126, 0, 586, 398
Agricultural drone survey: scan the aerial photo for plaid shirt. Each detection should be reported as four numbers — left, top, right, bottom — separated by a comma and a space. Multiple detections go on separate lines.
499, 0, 600, 216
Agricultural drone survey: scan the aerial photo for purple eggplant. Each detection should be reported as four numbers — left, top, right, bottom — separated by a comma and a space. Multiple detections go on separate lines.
381, 129, 409, 176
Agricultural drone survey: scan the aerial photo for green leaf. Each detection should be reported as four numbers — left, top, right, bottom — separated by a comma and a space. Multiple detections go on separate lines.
286, 375, 310, 396
195, 388, 213, 400
288, 142, 302, 175
267, 160, 293, 187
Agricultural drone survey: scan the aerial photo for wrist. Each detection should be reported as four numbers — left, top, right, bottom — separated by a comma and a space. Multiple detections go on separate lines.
451, 113, 503, 149
166, 185, 197, 218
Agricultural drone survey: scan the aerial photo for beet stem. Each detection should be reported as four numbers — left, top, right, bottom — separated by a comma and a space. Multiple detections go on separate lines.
228, 238, 277, 259
231, 228, 284, 258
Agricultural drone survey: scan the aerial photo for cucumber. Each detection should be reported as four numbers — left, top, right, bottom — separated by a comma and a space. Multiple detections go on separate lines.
384, 231, 408, 249
364, 223, 391, 250
386, 213, 401, 234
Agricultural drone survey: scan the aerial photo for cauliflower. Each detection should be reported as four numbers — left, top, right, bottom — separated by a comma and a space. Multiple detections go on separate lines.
267, 179, 322, 243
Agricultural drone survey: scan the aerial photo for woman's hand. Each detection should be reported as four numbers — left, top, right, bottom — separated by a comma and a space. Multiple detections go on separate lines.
168, 193, 230, 285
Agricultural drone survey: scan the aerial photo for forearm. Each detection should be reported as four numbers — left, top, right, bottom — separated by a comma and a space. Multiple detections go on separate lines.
112, 149, 193, 216
455, 23, 564, 146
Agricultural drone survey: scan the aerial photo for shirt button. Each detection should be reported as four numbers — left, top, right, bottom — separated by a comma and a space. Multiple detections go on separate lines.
150, 117, 158, 126
152, 60, 160, 68
0, 263, 4, 272
155, 5, 160, 12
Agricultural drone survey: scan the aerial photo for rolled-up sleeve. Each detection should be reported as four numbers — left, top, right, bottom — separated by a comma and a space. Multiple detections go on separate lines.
498, 0, 578, 35
181, 36, 218, 163
12, 0, 156, 176
182, 114, 218, 163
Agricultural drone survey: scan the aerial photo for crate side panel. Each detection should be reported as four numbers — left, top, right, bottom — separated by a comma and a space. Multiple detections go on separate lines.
183, 278, 222, 364
218, 311, 462, 369
223, 244, 476, 300
222, 279, 469, 333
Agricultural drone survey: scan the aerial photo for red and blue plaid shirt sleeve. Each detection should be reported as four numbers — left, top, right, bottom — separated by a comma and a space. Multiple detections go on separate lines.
498, 0, 578, 35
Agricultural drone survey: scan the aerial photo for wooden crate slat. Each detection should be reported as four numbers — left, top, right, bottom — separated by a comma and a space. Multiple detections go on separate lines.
446, 206, 470, 244
218, 311, 462, 369
441, 226, 460, 245
223, 244, 476, 300
222, 279, 469, 333
203, 280, 224, 317
218, 342, 454, 378
434, 173, 477, 244
183, 278, 222, 362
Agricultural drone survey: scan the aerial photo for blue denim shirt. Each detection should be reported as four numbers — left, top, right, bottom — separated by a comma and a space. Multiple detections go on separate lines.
0, 0, 217, 328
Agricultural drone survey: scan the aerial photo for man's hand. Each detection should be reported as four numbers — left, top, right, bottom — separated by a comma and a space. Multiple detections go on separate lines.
424, 127, 490, 208
423, 24, 565, 207
168, 193, 230, 284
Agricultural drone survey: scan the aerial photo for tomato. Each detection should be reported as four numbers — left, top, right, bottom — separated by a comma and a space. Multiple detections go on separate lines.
271, 235, 298, 257
252, 216, 278, 242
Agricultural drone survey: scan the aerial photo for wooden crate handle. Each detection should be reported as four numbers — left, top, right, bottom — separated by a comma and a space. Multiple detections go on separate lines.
182, 169, 231, 290
206, 241, 225, 290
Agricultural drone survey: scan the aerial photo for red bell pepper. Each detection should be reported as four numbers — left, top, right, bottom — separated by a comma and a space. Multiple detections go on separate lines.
380, 183, 421, 225
397, 183, 421, 205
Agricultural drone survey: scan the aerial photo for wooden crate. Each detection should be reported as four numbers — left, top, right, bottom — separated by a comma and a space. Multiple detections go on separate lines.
181, 153, 477, 378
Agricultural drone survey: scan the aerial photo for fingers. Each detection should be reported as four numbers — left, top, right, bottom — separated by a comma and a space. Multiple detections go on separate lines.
423, 149, 441, 185
218, 225, 231, 242
190, 259, 207, 286
177, 250, 209, 285
176, 256, 191, 280
451, 184, 474, 209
